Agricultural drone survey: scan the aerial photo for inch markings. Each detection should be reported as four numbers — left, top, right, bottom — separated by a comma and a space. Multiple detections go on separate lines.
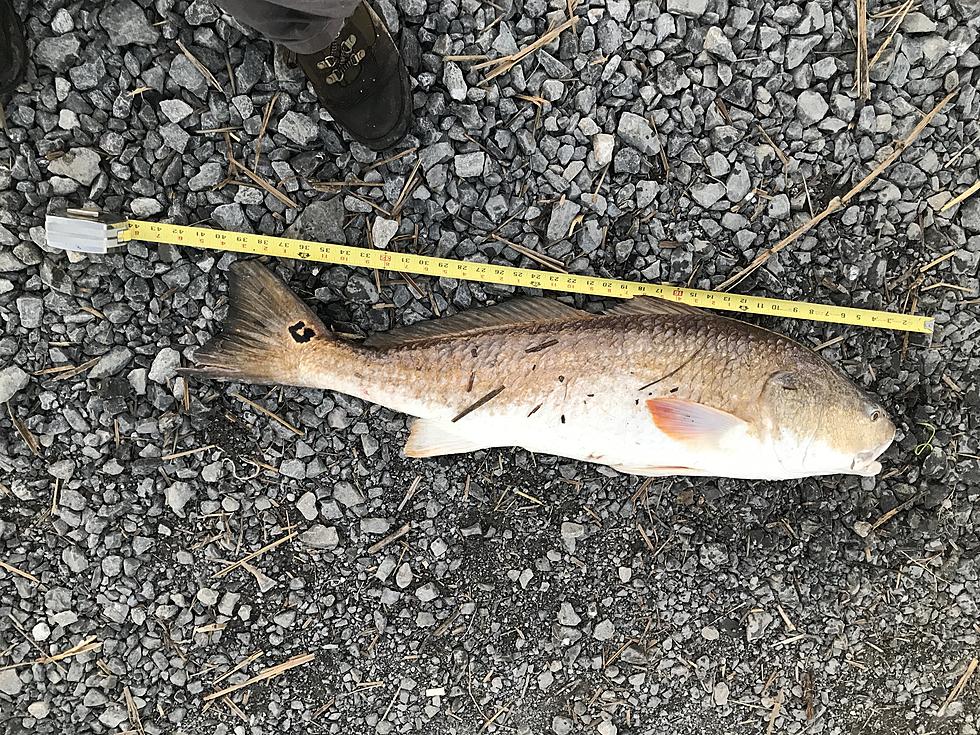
121, 220, 934, 334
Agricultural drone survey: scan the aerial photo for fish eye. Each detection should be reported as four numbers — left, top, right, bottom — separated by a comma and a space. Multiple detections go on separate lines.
870, 409, 880, 422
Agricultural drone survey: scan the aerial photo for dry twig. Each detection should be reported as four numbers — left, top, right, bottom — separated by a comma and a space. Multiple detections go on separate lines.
473, 16, 579, 82
213, 532, 296, 578
869, 493, 921, 531
855, 0, 871, 99
204, 653, 315, 701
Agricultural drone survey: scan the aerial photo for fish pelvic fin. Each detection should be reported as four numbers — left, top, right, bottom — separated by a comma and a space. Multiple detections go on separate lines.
185, 260, 332, 386
404, 419, 494, 458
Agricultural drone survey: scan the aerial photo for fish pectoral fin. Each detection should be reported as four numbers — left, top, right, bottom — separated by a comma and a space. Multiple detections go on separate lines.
645, 398, 748, 444
404, 419, 493, 458
611, 463, 710, 477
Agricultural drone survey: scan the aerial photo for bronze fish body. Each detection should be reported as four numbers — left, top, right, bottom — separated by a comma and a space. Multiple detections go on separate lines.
188, 262, 896, 480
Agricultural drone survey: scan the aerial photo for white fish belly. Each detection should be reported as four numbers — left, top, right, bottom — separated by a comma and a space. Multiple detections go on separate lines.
332, 362, 788, 479
436, 390, 774, 478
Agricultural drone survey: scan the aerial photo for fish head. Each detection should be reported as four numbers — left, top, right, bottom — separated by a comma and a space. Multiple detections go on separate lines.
758, 357, 896, 478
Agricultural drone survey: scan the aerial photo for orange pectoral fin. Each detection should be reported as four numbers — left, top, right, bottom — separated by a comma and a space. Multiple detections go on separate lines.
645, 398, 747, 443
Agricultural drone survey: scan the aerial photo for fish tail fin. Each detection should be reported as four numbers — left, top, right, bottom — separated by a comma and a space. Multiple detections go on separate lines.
185, 260, 333, 386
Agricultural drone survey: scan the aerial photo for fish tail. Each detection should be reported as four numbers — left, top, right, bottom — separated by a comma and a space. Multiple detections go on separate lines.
184, 260, 335, 387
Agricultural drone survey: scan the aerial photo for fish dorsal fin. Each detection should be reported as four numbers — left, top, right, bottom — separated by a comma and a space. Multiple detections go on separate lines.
364, 298, 588, 349
603, 296, 706, 318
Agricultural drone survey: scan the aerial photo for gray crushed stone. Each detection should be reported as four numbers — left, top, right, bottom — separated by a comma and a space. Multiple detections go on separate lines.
1, 0, 978, 733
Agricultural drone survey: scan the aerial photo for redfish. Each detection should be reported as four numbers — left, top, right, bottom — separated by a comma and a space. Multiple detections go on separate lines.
187, 261, 896, 480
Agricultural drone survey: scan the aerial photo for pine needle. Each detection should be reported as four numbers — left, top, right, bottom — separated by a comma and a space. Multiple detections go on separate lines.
176, 40, 223, 93
231, 392, 304, 435
160, 444, 217, 461
940, 180, 980, 212
230, 160, 299, 209
0, 636, 104, 671
855, 0, 870, 99
367, 523, 412, 554
124, 686, 146, 735
938, 658, 978, 715
868, 0, 915, 71
213, 651, 264, 685
452, 385, 506, 422
253, 92, 280, 173
490, 233, 566, 272
6, 404, 40, 457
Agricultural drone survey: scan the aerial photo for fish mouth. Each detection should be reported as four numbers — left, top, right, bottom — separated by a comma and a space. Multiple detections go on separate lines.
850, 437, 894, 476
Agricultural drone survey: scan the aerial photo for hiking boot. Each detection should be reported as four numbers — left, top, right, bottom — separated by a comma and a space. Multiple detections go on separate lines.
0, 0, 27, 96
295, 2, 412, 151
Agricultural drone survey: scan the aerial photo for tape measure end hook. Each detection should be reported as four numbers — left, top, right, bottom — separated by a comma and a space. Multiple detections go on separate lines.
45, 207, 129, 255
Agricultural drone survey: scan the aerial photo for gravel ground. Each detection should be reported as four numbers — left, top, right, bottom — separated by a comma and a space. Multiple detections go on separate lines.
2, 0, 979, 733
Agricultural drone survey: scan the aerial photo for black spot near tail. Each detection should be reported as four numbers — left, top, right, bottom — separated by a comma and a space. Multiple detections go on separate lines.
289, 320, 316, 343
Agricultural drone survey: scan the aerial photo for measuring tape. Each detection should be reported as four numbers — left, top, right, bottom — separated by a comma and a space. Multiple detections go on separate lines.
44, 208, 934, 334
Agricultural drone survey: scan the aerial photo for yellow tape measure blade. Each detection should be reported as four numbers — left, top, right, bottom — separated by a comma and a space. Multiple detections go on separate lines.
122, 219, 934, 335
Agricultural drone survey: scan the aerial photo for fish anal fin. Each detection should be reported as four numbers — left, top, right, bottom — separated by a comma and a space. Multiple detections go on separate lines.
365, 298, 587, 350
645, 398, 747, 443
604, 296, 706, 318
404, 419, 493, 458
611, 464, 710, 477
